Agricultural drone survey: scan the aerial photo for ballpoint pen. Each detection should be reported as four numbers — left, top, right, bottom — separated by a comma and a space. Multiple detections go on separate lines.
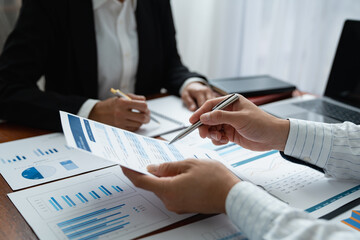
110, 88, 160, 124
169, 93, 239, 144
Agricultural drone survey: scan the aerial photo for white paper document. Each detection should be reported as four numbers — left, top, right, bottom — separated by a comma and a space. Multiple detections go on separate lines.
8, 166, 192, 240
163, 130, 360, 218
135, 95, 193, 137
0, 133, 114, 190
143, 214, 246, 240
60, 111, 219, 175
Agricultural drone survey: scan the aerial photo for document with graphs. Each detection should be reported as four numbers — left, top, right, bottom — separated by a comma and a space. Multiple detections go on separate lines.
162, 130, 360, 218
60, 111, 220, 175
0, 133, 114, 190
8, 166, 192, 240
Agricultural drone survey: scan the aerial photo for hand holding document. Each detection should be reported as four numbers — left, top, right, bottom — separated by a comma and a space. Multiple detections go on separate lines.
60, 111, 221, 175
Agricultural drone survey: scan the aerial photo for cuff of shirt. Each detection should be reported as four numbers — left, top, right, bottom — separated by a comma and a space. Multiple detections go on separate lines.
284, 119, 333, 169
179, 77, 209, 95
77, 99, 100, 118
225, 181, 289, 240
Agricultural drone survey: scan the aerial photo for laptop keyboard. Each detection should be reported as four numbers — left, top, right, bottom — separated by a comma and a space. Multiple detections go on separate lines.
293, 99, 360, 124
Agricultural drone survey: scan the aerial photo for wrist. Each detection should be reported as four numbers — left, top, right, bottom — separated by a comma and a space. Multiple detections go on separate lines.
272, 119, 290, 151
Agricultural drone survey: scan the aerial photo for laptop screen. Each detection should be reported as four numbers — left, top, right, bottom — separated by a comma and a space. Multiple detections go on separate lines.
325, 20, 360, 108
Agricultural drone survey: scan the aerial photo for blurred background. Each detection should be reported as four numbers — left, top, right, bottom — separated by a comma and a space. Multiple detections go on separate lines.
1, 0, 360, 95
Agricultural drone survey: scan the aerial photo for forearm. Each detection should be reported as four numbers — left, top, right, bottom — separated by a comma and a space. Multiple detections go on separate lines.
226, 182, 359, 240
284, 119, 360, 180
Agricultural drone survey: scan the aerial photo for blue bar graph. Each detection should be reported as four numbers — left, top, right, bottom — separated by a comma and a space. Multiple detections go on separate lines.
1, 159, 5, 164
112, 186, 120, 192
67, 221, 129, 240
37, 149, 44, 156
22, 156, 26, 159
66, 195, 76, 206
89, 192, 97, 200
53, 148, 58, 152
92, 191, 101, 199
45, 151, 49, 155
76, 194, 85, 203
99, 187, 109, 196
78, 193, 88, 202
49, 200, 59, 211
51, 197, 63, 210
116, 186, 123, 192
62, 196, 73, 207
62, 212, 122, 234
101, 185, 112, 195
16, 156, 21, 160
57, 204, 125, 227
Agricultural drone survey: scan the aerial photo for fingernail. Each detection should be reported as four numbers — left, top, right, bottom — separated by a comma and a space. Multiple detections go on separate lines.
201, 113, 210, 122
147, 164, 159, 173
190, 104, 196, 110
210, 132, 218, 141
220, 138, 227, 144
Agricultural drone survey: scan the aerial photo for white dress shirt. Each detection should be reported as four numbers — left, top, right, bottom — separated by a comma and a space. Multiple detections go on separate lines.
226, 119, 360, 240
78, 0, 205, 118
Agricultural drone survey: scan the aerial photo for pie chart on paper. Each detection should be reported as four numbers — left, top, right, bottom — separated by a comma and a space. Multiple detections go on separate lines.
21, 166, 57, 180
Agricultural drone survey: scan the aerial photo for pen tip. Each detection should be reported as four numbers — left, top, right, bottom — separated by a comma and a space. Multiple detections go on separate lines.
110, 88, 116, 94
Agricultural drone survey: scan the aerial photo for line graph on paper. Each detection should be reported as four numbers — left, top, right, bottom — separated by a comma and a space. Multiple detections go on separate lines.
233, 152, 323, 195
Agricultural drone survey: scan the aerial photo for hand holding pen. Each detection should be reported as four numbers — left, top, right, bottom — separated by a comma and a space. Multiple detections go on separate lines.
88, 90, 151, 132
169, 94, 239, 144
111, 88, 160, 124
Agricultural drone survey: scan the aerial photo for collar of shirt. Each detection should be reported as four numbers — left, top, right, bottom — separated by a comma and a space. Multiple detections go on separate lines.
92, 0, 137, 11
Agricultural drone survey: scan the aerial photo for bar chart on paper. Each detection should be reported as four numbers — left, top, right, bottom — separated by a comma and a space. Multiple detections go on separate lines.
0, 133, 114, 190
9, 166, 190, 240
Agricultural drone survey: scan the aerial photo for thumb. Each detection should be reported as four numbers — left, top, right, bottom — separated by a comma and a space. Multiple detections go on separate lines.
200, 110, 239, 126
121, 166, 163, 192
147, 161, 192, 177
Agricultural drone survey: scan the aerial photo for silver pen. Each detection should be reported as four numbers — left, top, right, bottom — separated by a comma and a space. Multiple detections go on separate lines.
169, 94, 239, 144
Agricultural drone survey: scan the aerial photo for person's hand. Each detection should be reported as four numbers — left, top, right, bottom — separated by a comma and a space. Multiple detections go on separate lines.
181, 82, 216, 111
190, 94, 290, 151
121, 159, 240, 214
89, 93, 150, 132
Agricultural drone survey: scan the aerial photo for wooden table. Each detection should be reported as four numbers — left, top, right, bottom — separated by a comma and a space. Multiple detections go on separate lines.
0, 122, 216, 239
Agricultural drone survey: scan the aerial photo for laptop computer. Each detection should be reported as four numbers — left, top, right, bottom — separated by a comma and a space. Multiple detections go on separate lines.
261, 20, 360, 124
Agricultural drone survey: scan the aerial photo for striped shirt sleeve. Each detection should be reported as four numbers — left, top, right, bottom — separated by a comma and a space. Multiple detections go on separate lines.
226, 182, 360, 240
284, 119, 360, 180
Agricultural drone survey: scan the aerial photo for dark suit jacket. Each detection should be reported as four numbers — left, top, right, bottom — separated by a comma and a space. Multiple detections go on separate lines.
0, 0, 204, 131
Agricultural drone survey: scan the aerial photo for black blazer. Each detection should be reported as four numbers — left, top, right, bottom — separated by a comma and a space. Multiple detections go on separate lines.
0, 0, 204, 131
